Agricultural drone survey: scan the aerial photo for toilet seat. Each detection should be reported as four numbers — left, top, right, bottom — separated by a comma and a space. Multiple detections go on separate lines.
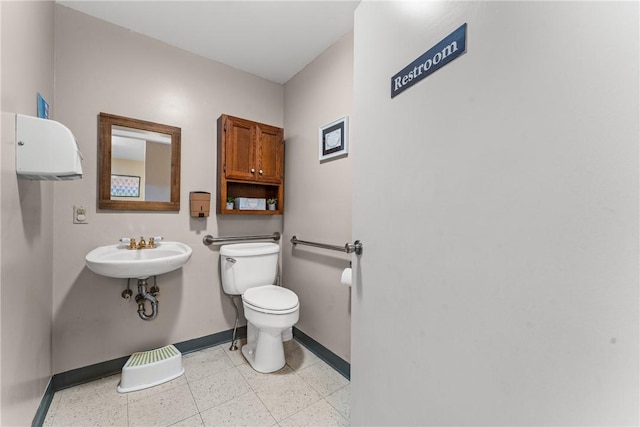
242, 285, 299, 314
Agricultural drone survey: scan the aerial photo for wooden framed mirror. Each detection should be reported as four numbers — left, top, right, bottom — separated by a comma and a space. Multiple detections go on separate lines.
98, 113, 181, 211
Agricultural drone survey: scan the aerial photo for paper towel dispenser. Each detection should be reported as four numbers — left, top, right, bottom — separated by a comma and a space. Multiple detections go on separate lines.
15, 114, 83, 180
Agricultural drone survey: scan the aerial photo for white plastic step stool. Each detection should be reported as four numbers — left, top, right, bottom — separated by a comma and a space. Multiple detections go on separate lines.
117, 344, 184, 393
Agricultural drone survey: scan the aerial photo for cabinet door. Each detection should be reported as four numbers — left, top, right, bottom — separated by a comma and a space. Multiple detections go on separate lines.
256, 124, 284, 184
225, 116, 256, 181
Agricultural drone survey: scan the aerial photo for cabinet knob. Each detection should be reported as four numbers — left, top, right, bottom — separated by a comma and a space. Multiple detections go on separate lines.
259, 169, 263, 175
251, 168, 255, 173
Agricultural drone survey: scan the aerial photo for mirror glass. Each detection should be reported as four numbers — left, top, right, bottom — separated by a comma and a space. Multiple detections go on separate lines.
111, 126, 172, 202
99, 113, 181, 211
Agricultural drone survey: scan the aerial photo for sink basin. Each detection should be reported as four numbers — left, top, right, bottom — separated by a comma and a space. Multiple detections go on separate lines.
85, 242, 192, 279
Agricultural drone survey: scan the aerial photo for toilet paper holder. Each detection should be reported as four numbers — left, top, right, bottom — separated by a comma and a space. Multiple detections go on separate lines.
340, 267, 353, 287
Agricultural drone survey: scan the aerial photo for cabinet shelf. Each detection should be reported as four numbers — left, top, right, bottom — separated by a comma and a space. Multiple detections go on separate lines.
217, 115, 284, 215
222, 209, 281, 215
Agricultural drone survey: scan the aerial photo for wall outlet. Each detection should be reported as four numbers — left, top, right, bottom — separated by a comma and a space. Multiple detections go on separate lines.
73, 205, 88, 224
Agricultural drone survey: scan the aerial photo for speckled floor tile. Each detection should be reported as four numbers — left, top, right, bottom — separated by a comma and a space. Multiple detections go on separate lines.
199, 391, 276, 426
283, 340, 322, 371
278, 399, 349, 427
128, 383, 198, 427
222, 339, 249, 366
56, 375, 123, 406
183, 346, 235, 382
189, 366, 252, 413
53, 375, 127, 426
297, 360, 349, 396
126, 374, 187, 403
42, 339, 350, 426
253, 372, 322, 421
237, 363, 296, 391
66, 404, 128, 427
168, 413, 205, 427
325, 385, 351, 420
51, 402, 127, 427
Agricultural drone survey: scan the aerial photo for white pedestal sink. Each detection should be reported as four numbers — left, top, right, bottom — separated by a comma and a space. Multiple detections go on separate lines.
85, 241, 192, 279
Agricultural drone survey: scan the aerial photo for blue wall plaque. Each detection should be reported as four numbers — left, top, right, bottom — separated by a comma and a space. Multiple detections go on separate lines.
391, 23, 467, 98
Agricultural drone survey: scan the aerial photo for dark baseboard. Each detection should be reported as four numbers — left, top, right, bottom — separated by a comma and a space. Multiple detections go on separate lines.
32, 325, 350, 426
51, 355, 130, 392
292, 327, 350, 380
174, 326, 246, 355
31, 379, 54, 427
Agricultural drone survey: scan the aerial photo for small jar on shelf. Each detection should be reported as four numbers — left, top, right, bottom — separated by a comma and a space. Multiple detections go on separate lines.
226, 197, 235, 210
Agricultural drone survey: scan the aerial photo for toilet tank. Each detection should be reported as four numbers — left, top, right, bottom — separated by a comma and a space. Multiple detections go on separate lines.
219, 243, 280, 295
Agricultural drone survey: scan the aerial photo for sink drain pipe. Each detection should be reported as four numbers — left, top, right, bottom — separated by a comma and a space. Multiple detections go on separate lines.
134, 278, 159, 321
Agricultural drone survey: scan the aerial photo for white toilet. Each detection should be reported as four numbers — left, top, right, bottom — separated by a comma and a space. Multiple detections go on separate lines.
220, 242, 299, 373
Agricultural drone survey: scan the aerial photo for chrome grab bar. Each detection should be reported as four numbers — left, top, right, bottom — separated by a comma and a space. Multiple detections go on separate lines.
202, 232, 281, 246
290, 235, 362, 255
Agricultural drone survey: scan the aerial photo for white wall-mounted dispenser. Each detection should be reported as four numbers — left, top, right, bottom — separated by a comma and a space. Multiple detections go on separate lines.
15, 114, 83, 180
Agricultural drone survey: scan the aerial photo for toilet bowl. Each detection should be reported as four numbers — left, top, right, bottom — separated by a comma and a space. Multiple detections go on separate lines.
242, 285, 299, 373
219, 243, 300, 373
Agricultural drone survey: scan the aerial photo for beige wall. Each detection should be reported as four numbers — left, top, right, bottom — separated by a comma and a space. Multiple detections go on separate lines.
52, 5, 284, 374
283, 31, 353, 362
352, 1, 639, 425
0, 2, 55, 425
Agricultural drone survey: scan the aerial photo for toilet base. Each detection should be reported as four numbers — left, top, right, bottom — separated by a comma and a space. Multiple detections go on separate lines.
242, 322, 287, 373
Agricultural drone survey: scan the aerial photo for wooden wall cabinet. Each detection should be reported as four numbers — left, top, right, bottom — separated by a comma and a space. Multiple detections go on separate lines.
217, 114, 284, 215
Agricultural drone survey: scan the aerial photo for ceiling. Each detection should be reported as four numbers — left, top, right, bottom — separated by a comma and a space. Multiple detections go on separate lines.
57, 1, 360, 84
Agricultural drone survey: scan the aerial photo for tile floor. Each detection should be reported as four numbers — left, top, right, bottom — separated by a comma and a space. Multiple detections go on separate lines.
43, 339, 350, 427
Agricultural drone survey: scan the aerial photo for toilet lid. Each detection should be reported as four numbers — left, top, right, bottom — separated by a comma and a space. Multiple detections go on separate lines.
243, 285, 298, 311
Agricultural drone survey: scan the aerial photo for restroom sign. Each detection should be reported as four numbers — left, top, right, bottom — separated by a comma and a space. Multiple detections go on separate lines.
391, 23, 467, 98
